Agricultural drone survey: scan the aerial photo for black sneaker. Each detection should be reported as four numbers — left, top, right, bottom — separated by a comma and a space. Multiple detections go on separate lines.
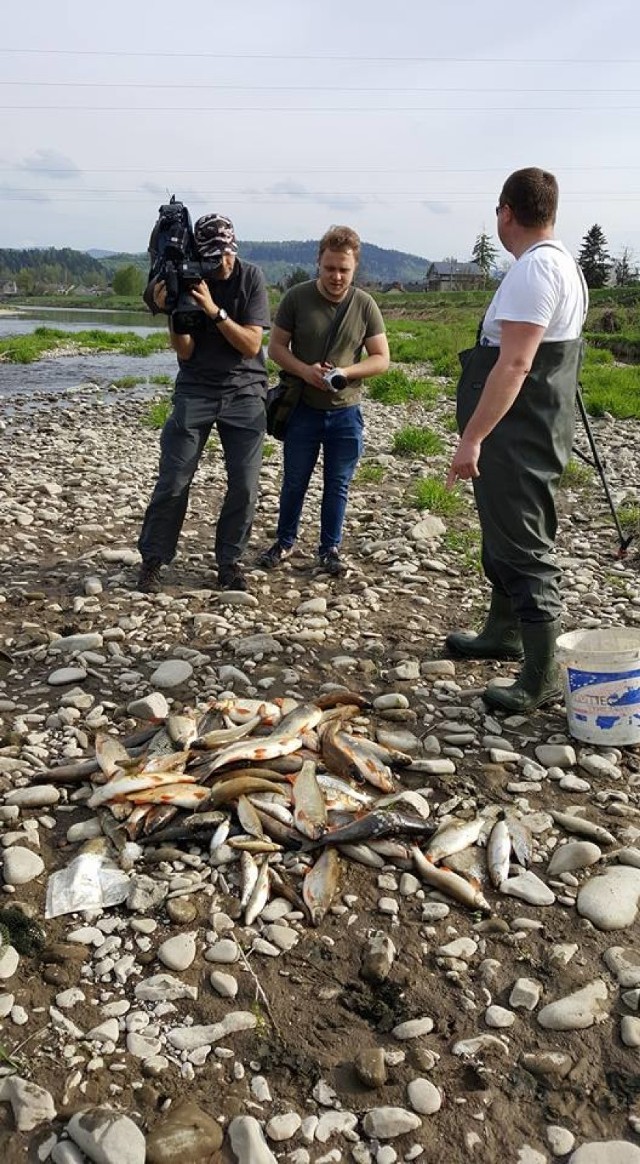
218, 562, 247, 591
136, 558, 163, 594
318, 548, 346, 577
256, 541, 291, 570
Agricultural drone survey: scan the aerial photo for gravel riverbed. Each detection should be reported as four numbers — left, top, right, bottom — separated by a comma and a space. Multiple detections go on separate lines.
0, 375, 640, 1164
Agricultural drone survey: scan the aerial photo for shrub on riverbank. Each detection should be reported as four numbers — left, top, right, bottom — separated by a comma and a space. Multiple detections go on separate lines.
0, 327, 169, 364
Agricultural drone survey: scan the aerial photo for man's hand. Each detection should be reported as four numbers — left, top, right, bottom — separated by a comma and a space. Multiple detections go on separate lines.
446, 435, 481, 489
304, 362, 331, 390
190, 280, 219, 317
153, 280, 168, 311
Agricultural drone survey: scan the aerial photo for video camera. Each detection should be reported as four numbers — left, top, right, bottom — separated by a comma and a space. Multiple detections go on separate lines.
147, 196, 220, 334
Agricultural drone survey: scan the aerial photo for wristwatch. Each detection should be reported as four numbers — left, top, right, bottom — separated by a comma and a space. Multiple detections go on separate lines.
211, 308, 228, 325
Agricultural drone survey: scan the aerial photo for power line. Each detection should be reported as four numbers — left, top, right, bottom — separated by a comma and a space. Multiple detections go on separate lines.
2, 104, 640, 113
1, 48, 640, 63
2, 81, 640, 93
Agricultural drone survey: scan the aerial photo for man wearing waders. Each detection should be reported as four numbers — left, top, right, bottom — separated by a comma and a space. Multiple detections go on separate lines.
445, 167, 588, 712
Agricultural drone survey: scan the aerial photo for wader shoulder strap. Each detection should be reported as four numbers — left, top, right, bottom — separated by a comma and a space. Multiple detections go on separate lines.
320, 287, 356, 364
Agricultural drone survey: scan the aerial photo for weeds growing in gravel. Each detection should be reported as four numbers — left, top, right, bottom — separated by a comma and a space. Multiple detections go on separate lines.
142, 397, 172, 429
112, 375, 141, 389
410, 476, 465, 515
354, 462, 386, 485
618, 503, 640, 533
392, 426, 445, 457
262, 441, 277, 459
559, 459, 594, 489
368, 369, 439, 405
0, 327, 169, 364
443, 527, 482, 572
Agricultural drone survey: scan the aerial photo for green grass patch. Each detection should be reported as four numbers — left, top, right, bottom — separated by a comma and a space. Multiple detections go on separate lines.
262, 441, 277, 459
385, 318, 477, 376
559, 458, 594, 489
392, 426, 445, 457
112, 375, 141, 389
442, 527, 482, 572
618, 503, 640, 534
142, 396, 172, 429
410, 476, 465, 516
150, 373, 173, 385
580, 361, 640, 418
368, 368, 440, 405
354, 462, 386, 485
0, 326, 169, 364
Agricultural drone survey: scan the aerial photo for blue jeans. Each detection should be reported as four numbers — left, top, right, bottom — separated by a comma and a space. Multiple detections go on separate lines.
276, 401, 364, 556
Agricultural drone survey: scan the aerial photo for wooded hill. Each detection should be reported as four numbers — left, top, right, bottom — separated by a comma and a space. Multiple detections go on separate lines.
1, 239, 431, 291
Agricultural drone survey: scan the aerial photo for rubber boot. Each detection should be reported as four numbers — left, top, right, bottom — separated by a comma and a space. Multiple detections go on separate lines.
483, 619, 562, 712
446, 589, 523, 661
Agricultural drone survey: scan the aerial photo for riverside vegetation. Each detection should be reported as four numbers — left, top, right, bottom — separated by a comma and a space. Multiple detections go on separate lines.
3, 286, 640, 420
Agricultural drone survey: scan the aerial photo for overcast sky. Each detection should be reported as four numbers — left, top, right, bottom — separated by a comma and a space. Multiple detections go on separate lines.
2, 0, 640, 264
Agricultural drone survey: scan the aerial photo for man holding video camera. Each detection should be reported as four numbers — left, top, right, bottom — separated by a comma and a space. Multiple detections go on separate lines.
257, 225, 389, 576
136, 213, 270, 593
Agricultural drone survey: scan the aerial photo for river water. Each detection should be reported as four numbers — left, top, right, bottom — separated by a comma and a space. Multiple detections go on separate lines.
0, 306, 177, 399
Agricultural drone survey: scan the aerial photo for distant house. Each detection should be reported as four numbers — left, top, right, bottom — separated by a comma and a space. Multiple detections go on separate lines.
426, 261, 484, 292
0, 280, 17, 295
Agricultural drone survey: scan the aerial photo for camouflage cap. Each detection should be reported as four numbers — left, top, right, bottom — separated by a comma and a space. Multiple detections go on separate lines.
193, 214, 238, 261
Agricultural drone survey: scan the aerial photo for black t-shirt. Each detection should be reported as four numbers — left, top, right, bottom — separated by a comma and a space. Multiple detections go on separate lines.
164, 259, 270, 398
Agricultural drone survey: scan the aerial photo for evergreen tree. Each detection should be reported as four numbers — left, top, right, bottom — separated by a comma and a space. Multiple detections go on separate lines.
615, 246, 639, 286
578, 224, 611, 288
283, 266, 311, 290
471, 230, 498, 284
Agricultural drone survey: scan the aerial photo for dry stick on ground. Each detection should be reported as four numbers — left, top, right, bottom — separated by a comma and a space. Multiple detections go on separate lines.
236, 941, 279, 1032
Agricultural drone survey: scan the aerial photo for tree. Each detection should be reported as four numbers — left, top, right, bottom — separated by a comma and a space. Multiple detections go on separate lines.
577, 224, 611, 289
283, 266, 311, 290
614, 246, 639, 286
112, 264, 145, 296
471, 230, 499, 285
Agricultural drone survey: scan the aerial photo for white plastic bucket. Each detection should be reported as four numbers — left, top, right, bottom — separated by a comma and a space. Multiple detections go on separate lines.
556, 627, 640, 746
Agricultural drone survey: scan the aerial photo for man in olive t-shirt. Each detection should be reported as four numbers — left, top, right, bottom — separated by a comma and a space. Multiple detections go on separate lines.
257, 225, 389, 576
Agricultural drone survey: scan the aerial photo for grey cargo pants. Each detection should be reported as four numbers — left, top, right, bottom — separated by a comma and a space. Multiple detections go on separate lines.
456, 339, 584, 623
138, 392, 266, 567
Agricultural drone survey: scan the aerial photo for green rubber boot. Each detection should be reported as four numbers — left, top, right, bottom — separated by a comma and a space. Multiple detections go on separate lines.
483, 619, 562, 712
446, 589, 523, 661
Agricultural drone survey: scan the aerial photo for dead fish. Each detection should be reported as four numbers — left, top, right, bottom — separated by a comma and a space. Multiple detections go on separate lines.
123, 805, 151, 840
245, 859, 270, 925
214, 698, 282, 727
315, 771, 375, 811
87, 768, 197, 808
321, 723, 394, 793
137, 810, 225, 846
252, 807, 304, 850
269, 867, 310, 920
125, 783, 211, 809
311, 809, 435, 849
314, 690, 372, 711
360, 737, 414, 768
95, 732, 132, 779
193, 714, 262, 751
550, 810, 617, 846
269, 702, 325, 741
236, 795, 265, 839
240, 850, 259, 909
303, 848, 340, 926
166, 709, 199, 749
446, 847, 490, 886
505, 813, 533, 867
206, 733, 302, 774
209, 777, 287, 809
487, 818, 511, 888
142, 804, 180, 836
146, 727, 177, 758
248, 798, 294, 826
369, 838, 412, 861
317, 704, 363, 725
209, 816, 231, 853
293, 761, 327, 841
337, 843, 385, 868
376, 789, 431, 818
412, 846, 491, 913
140, 750, 190, 774
426, 817, 486, 864
227, 836, 282, 854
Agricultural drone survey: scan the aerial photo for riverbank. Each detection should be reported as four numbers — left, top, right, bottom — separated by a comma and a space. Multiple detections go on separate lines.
0, 380, 639, 1161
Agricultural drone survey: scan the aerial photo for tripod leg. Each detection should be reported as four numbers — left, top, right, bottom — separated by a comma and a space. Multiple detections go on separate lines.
576, 387, 632, 556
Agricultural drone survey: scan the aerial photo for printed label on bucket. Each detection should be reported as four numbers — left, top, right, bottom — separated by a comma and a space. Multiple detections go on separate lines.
567, 665, 640, 730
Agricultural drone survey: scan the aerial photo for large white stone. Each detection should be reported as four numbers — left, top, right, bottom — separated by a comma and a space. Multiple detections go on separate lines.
569, 1143, 640, 1164
149, 660, 193, 688
157, 932, 197, 972
3, 846, 44, 885
127, 692, 169, 720
500, 870, 555, 906
547, 841, 601, 876
577, 867, 640, 930
67, 1107, 145, 1164
0, 1075, 56, 1131
537, 980, 608, 1031
228, 1115, 278, 1163
407, 1078, 442, 1115
4, 786, 60, 808
362, 1106, 422, 1139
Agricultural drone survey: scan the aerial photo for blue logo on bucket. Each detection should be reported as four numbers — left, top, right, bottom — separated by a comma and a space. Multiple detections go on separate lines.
566, 665, 640, 735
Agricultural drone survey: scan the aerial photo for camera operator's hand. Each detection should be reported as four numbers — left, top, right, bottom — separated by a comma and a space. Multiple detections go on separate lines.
305, 362, 331, 390
153, 280, 168, 311
191, 280, 219, 318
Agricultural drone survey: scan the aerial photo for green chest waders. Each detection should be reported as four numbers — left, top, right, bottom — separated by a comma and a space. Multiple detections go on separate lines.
455, 337, 584, 623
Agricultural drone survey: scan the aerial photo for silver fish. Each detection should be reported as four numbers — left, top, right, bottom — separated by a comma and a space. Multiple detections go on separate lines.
550, 810, 617, 846
487, 819, 511, 888
214, 699, 282, 727
240, 850, 259, 908
269, 702, 324, 741
236, 795, 265, 839
228, 837, 282, 854
338, 844, 386, 868
245, 858, 270, 925
166, 709, 199, 749
126, 783, 211, 809
95, 733, 132, 779
505, 814, 533, 867
209, 776, 287, 808
426, 817, 486, 863
207, 733, 302, 774
303, 848, 340, 926
315, 771, 375, 811
209, 816, 231, 853
412, 846, 491, 913
293, 761, 327, 841
194, 714, 262, 751
88, 768, 196, 808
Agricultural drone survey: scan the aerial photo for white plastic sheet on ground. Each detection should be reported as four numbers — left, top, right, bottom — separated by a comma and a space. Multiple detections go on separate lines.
45, 851, 130, 918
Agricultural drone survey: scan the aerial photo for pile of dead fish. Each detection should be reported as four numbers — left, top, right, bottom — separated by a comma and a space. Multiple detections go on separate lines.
42, 693, 536, 926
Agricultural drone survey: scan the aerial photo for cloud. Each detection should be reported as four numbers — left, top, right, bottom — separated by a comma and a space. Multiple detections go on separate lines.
423, 201, 452, 216
266, 181, 367, 212
19, 149, 81, 180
